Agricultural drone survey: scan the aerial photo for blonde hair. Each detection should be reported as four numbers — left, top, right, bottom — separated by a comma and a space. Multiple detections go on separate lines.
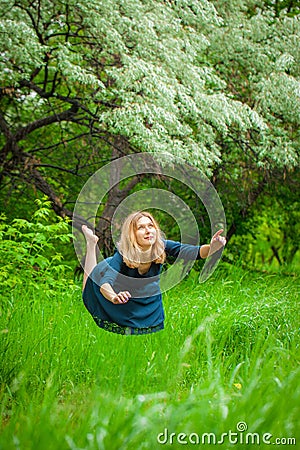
117, 211, 166, 268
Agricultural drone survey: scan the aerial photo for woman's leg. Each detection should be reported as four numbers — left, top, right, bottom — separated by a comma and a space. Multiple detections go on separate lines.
82, 225, 99, 291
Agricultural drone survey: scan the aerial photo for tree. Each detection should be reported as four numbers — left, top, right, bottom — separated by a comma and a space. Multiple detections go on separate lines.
0, 0, 299, 263
202, 0, 300, 265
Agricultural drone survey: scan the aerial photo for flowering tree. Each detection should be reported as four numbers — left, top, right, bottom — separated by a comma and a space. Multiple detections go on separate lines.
0, 0, 299, 262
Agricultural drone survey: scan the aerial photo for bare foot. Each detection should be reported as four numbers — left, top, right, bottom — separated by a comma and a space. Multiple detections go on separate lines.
82, 225, 99, 245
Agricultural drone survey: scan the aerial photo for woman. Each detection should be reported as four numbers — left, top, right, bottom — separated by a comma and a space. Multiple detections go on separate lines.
82, 211, 226, 335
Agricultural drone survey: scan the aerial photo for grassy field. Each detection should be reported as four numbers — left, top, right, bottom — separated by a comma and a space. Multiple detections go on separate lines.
0, 264, 299, 449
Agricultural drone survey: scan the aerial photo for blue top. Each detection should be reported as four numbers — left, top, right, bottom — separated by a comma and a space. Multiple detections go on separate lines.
82, 240, 201, 329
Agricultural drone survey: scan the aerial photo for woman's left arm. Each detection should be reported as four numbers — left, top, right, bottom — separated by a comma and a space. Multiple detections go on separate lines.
200, 229, 226, 259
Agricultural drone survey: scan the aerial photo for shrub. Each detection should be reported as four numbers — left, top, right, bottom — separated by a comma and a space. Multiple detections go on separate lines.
0, 198, 73, 294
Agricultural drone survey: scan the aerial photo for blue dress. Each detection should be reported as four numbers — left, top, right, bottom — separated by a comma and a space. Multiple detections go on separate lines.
82, 240, 201, 335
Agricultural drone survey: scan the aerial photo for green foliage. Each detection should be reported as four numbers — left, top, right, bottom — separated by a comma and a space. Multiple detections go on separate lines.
0, 0, 299, 268
2, 0, 298, 172
0, 18, 45, 83
208, 0, 300, 169
0, 198, 73, 293
223, 172, 300, 271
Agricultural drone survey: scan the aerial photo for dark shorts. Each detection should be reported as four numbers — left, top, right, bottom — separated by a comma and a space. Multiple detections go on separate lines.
93, 317, 164, 335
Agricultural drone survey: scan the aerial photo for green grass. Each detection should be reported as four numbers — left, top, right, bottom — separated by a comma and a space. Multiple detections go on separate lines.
0, 264, 299, 449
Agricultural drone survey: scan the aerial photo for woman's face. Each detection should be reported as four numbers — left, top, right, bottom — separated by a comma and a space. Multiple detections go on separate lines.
135, 216, 157, 250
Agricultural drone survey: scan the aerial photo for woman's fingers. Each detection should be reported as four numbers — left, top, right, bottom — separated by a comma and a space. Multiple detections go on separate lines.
208, 229, 226, 256
118, 292, 129, 303
212, 229, 226, 245
112, 291, 131, 304
212, 229, 224, 239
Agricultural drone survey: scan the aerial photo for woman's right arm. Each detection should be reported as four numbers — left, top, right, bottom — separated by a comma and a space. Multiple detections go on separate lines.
99, 251, 131, 304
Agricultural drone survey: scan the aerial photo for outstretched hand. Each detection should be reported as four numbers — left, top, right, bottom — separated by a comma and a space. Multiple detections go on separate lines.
208, 229, 226, 256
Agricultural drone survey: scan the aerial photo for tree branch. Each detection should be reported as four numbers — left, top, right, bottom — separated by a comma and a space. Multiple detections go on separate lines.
31, 162, 82, 175
14, 104, 79, 142
14, 2, 45, 45
0, 112, 12, 139
24, 164, 90, 231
